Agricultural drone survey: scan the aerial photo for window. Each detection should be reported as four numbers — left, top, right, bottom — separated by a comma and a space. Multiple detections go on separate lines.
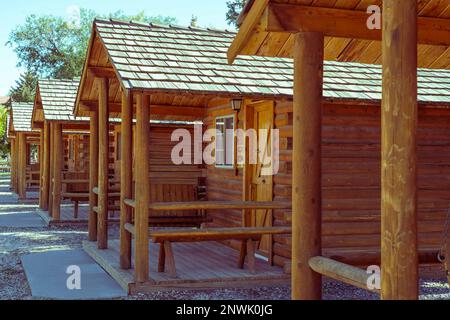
215, 115, 235, 168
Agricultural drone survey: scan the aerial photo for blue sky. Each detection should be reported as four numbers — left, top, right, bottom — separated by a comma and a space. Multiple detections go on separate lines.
0, 0, 231, 96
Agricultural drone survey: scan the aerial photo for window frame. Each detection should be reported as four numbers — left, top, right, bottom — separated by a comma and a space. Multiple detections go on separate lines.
214, 114, 236, 169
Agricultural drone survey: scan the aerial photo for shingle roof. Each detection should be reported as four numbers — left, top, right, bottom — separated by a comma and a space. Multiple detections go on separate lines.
94, 19, 450, 105
11, 102, 34, 132
38, 78, 87, 121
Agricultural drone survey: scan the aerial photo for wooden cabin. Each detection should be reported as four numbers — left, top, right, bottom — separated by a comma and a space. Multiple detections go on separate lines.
74, 19, 449, 294
32, 78, 93, 224
228, 0, 450, 300
8, 102, 41, 200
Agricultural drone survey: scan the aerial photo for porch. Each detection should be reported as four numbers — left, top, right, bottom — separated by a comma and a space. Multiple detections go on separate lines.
83, 239, 289, 294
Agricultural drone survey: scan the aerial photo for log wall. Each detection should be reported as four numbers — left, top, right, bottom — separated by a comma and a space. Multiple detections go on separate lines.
205, 100, 450, 268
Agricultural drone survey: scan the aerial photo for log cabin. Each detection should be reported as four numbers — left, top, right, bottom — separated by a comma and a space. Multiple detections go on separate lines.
32, 78, 94, 224
74, 18, 450, 294
8, 102, 41, 200
228, 0, 450, 300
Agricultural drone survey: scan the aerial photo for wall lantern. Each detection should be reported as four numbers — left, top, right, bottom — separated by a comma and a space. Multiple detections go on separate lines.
231, 99, 243, 111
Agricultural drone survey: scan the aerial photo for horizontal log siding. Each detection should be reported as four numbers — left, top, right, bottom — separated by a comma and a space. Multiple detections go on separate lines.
205, 103, 243, 243
206, 100, 450, 268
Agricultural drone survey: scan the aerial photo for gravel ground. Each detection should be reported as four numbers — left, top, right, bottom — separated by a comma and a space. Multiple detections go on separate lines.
0, 177, 449, 300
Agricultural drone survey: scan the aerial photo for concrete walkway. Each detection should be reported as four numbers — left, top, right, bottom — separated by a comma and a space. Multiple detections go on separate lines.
0, 174, 126, 299
21, 249, 127, 299
0, 175, 44, 228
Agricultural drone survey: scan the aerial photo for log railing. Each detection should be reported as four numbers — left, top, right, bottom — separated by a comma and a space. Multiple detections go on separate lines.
123, 199, 291, 211
309, 256, 380, 294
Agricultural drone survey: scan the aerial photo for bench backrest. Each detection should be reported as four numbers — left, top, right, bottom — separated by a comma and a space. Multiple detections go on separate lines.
64, 171, 89, 193
150, 184, 199, 217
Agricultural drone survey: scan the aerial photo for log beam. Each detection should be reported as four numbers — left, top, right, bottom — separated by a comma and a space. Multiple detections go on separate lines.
97, 78, 109, 249
120, 90, 133, 269
381, 0, 419, 300
134, 93, 150, 283
292, 32, 323, 300
88, 109, 99, 241
266, 4, 450, 47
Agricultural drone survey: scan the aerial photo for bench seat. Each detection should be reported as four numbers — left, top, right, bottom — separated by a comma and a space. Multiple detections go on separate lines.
125, 225, 291, 277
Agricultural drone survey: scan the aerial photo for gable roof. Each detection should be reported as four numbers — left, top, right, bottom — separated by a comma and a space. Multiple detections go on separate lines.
10, 102, 34, 133
79, 19, 450, 106
37, 78, 87, 122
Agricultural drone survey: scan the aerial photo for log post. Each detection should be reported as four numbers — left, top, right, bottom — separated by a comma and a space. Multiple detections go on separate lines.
88, 109, 99, 241
38, 129, 44, 208
381, 0, 418, 300
10, 139, 16, 192
97, 78, 109, 249
120, 90, 133, 269
48, 123, 55, 217
41, 122, 50, 211
17, 133, 27, 200
134, 93, 150, 283
52, 123, 63, 220
292, 32, 324, 300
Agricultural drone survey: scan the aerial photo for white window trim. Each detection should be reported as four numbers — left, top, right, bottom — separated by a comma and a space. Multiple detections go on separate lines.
215, 114, 235, 169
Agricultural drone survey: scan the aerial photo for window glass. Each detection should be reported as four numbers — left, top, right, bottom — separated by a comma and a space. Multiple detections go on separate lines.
215, 115, 234, 167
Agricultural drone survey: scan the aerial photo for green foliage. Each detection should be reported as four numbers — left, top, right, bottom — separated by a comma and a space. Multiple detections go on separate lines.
9, 72, 37, 103
7, 9, 178, 81
6, 9, 177, 106
226, 0, 247, 27
0, 106, 9, 159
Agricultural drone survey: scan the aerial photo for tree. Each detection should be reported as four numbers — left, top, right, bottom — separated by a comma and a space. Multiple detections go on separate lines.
9, 72, 37, 103
0, 106, 9, 158
7, 9, 178, 80
226, 0, 247, 28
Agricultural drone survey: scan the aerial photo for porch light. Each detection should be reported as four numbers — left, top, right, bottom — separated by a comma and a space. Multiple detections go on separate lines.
231, 99, 243, 111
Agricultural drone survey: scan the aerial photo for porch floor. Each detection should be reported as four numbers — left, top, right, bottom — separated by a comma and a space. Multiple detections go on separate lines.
83, 239, 290, 294
36, 202, 90, 225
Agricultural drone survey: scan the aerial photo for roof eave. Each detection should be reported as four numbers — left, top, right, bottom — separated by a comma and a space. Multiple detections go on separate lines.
228, 0, 268, 64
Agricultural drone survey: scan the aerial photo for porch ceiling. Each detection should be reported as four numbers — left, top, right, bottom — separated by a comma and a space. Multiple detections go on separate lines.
229, 0, 450, 69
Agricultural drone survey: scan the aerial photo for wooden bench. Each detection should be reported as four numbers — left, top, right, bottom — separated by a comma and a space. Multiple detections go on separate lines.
125, 225, 292, 277
62, 172, 89, 218
146, 184, 210, 228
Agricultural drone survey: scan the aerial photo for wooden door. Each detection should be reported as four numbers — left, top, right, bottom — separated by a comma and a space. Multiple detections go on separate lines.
245, 101, 274, 257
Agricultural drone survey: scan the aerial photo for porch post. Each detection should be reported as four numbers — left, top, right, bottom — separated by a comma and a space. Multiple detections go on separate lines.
52, 123, 63, 220
48, 123, 55, 217
89, 109, 99, 241
10, 139, 16, 192
39, 128, 44, 208
120, 89, 133, 269
381, 0, 418, 300
292, 32, 324, 300
17, 132, 27, 200
41, 122, 50, 211
134, 93, 150, 283
97, 77, 109, 249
